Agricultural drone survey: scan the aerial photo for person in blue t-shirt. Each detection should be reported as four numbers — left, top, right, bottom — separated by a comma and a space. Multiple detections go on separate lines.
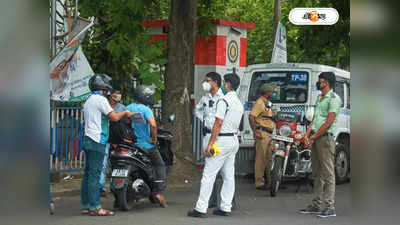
99, 87, 126, 195
125, 85, 167, 208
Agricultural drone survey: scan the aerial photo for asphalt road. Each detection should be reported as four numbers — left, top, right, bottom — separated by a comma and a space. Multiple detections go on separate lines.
48, 178, 351, 225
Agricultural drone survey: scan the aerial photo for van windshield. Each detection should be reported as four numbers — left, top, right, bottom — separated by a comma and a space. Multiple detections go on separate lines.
248, 71, 309, 103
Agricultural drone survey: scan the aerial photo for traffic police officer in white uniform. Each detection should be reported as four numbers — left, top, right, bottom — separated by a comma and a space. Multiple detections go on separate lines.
188, 73, 244, 218
195, 72, 224, 154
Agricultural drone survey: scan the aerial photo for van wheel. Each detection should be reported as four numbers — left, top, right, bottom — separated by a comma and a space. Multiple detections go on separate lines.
335, 144, 349, 184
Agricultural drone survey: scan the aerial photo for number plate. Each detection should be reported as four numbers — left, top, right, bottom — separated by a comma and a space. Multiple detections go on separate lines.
111, 169, 128, 177
272, 135, 293, 143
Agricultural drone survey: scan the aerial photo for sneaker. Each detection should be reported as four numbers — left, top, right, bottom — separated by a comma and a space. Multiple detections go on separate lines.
317, 208, 336, 218
213, 209, 231, 216
298, 205, 321, 214
187, 209, 208, 218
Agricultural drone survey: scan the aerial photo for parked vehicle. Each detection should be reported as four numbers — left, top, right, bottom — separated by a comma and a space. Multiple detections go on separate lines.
269, 111, 311, 197
238, 63, 350, 183
109, 127, 174, 211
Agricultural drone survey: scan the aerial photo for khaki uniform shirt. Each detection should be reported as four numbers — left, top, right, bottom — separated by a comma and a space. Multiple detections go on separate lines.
250, 96, 276, 135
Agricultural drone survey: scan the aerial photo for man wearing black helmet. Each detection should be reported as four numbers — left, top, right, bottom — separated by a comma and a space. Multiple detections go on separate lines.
81, 74, 135, 216
125, 85, 168, 208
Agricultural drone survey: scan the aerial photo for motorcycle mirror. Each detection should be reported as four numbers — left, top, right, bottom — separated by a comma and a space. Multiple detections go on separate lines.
265, 101, 272, 108
169, 114, 175, 122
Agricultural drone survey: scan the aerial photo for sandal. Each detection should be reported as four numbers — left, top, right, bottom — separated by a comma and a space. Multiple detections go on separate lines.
89, 209, 115, 216
155, 194, 168, 208
81, 209, 90, 215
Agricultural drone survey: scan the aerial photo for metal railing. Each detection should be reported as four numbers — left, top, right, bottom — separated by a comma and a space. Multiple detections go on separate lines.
50, 106, 85, 173
49, 104, 207, 173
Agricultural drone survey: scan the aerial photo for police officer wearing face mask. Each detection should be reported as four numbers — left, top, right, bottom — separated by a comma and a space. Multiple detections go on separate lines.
194, 72, 224, 208
299, 72, 341, 218
195, 72, 224, 142
249, 84, 276, 190
188, 73, 243, 218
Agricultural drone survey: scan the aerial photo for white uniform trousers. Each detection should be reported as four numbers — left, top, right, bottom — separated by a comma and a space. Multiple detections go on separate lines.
195, 135, 239, 213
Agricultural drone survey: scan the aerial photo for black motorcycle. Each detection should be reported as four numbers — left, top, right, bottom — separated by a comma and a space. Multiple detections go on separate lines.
109, 123, 174, 211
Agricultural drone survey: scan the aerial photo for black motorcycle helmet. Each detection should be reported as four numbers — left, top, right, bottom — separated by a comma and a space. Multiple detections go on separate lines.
132, 85, 155, 106
88, 74, 113, 93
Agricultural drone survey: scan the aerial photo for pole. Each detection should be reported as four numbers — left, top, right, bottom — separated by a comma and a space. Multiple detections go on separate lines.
273, 0, 281, 45
51, 0, 57, 58
74, 0, 78, 19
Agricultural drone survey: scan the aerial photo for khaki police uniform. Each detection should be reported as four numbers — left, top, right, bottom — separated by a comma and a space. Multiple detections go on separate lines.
310, 90, 341, 210
250, 96, 276, 188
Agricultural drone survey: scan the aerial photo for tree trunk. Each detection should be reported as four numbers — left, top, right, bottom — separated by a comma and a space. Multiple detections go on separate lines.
163, 0, 200, 184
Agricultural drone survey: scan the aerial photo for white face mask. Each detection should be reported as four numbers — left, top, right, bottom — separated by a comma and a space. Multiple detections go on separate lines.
112, 94, 122, 102
202, 81, 211, 92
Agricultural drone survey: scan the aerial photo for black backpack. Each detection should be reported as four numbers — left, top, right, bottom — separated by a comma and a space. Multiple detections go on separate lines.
109, 117, 137, 144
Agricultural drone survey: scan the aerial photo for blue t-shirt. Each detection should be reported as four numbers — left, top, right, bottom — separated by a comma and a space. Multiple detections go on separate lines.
124, 103, 154, 149
114, 103, 125, 113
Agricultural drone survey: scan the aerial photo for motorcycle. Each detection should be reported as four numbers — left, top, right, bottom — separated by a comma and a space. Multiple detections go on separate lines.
270, 111, 312, 197
109, 123, 174, 211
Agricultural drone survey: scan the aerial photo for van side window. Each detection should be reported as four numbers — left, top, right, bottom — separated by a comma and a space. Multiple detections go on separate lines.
346, 82, 350, 109
335, 81, 344, 107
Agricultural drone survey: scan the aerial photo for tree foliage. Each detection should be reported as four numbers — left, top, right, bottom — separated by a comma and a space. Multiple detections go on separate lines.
78, 0, 168, 103
77, 0, 349, 104
195, 0, 349, 69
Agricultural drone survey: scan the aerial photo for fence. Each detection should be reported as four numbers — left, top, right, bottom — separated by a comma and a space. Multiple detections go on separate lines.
50, 106, 85, 173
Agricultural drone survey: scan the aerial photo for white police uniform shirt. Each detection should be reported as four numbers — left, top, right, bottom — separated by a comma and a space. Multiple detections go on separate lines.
194, 90, 244, 214
215, 91, 244, 134
195, 89, 224, 130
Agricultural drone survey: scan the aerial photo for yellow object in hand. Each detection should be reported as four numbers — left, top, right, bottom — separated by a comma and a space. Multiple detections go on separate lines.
210, 143, 221, 157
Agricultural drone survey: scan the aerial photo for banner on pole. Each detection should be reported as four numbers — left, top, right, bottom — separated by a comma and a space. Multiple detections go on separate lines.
271, 22, 287, 63
50, 18, 94, 102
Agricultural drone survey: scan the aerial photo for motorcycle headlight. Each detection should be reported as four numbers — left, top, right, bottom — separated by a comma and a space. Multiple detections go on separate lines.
279, 125, 292, 137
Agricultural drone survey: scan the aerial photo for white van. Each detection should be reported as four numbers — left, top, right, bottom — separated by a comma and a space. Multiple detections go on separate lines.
236, 63, 350, 183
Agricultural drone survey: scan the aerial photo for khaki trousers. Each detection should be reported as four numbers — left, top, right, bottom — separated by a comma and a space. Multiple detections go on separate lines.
311, 135, 336, 210
254, 133, 272, 187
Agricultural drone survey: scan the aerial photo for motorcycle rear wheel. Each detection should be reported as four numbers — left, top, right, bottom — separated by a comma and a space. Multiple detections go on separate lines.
116, 178, 136, 211
270, 157, 284, 197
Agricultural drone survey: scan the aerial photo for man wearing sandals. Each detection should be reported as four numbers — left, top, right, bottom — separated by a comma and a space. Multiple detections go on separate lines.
81, 74, 134, 216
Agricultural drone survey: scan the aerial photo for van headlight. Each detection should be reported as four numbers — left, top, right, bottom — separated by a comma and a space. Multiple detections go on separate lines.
279, 125, 292, 137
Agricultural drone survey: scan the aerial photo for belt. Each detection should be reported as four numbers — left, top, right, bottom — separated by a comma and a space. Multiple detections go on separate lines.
256, 126, 273, 134
261, 115, 275, 121
203, 127, 235, 136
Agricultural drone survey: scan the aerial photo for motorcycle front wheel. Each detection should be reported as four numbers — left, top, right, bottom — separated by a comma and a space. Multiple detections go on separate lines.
270, 156, 284, 197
